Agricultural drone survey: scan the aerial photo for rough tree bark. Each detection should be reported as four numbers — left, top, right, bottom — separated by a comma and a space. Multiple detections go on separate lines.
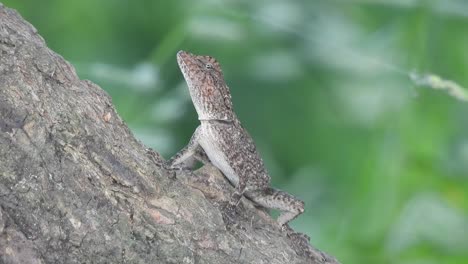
0, 4, 340, 264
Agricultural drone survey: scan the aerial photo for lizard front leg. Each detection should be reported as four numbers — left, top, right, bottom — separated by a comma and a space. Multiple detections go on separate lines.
166, 126, 208, 170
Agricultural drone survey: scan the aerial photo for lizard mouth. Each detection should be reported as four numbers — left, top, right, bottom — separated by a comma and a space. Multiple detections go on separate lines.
176, 50, 193, 78
177, 50, 188, 57
176, 50, 191, 67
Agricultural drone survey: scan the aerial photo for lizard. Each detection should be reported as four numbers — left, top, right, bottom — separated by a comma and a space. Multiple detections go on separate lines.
166, 50, 305, 228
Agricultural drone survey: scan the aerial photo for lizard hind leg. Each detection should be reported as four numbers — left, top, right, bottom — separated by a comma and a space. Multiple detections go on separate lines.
245, 188, 304, 227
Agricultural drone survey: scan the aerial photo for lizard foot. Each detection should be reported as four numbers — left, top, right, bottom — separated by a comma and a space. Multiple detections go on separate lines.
219, 201, 240, 229
281, 224, 310, 242
286, 230, 311, 243
162, 162, 195, 180
283, 227, 336, 263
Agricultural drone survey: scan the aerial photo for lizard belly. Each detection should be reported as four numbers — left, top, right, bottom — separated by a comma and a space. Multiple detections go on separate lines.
198, 129, 239, 187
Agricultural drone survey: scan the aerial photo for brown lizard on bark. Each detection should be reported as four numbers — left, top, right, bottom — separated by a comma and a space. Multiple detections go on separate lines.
166, 50, 305, 228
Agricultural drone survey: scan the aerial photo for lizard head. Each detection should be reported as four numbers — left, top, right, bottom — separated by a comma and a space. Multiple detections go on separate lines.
177, 50, 235, 121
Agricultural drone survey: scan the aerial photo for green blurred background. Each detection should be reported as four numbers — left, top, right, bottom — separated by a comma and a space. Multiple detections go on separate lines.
4, 0, 468, 263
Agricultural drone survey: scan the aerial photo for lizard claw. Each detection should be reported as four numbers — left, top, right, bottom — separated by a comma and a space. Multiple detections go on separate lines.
282, 224, 310, 242
229, 190, 244, 207
220, 201, 239, 228
162, 162, 195, 179
161, 162, 177, 179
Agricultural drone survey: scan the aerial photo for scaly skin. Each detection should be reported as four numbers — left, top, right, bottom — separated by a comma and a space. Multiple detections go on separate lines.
167, 50, 304, 227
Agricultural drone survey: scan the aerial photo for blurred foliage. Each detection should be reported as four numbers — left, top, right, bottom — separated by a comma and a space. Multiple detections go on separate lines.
4, 0, 468, 263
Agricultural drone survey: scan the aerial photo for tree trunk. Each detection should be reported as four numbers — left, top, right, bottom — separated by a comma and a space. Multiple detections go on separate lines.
0, 4, 339, 264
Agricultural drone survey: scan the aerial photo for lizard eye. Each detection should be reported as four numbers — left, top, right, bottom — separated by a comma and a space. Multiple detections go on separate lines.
205, 63, 213, 69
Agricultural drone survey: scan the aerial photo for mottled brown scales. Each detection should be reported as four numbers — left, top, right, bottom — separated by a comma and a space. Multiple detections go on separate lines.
167, 50, 304, 227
